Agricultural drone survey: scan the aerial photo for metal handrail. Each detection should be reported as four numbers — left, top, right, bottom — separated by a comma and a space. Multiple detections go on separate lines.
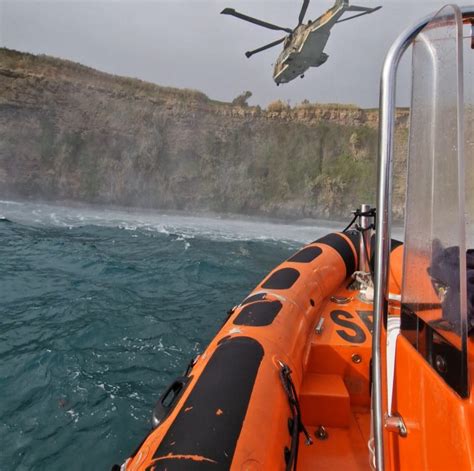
372, 6, 474, 470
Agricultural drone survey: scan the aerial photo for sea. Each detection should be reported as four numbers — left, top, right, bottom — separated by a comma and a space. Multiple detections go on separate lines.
0, 200, 343, 470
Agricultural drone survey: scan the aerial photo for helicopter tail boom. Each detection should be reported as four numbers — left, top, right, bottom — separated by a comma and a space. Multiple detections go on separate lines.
336, 3, 382, 23
347, 5, 380, 12
335, 0, 381, 14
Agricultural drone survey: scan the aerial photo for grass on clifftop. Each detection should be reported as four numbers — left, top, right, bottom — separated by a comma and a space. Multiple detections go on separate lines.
0, 47, 381, 113
0, 47, 211, 103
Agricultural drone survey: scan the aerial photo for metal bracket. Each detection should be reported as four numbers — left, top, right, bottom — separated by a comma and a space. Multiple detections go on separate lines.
315, 317, 325, 335
384, 414, 408, 437
330, 295, 351, 305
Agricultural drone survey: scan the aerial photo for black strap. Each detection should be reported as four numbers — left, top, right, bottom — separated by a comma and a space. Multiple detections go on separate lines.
279, 362, 312, 471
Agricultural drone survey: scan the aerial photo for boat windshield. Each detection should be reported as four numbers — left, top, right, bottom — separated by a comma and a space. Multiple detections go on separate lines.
400, 4, 471, 397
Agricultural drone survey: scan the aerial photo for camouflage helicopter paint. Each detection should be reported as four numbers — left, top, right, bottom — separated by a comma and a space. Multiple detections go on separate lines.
222, 0, 381, 85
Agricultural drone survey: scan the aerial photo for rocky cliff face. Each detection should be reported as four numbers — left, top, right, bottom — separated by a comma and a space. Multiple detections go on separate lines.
0, 48, 409, 220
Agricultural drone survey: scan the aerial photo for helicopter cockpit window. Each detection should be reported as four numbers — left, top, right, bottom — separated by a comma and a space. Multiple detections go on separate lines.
400, 5, 471, 397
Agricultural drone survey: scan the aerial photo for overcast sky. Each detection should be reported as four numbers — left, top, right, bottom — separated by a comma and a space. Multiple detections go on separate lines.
0, 0, 453, 107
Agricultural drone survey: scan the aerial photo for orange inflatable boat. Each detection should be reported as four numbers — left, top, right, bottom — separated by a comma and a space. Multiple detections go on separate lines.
116, 225, 405, 471
116, 5, 474, 471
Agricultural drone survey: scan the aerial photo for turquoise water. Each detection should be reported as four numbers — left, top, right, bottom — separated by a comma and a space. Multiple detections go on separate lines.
0, 201, 337, 470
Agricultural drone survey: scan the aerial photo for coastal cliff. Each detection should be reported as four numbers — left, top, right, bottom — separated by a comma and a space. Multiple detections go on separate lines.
0, 48, 409, 219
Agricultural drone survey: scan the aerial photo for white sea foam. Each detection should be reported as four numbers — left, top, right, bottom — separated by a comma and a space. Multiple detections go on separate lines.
1, 199, 404, 242
0, 200, 23, 205
66, 409, 79, 423
0, 199, 350, 243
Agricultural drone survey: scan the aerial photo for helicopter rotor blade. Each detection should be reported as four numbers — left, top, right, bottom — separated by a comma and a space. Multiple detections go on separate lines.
221, 8, 293, 33
298, 0, 310, 25
336, 6, 382, 24
245, 37, 286, 58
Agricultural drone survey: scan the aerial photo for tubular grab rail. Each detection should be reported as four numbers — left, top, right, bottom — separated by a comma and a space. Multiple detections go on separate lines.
372, 6, 474, 471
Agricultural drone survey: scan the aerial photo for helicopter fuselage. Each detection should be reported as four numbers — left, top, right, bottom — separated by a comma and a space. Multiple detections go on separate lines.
273, 3, 346, 84
222, 0, 381, 85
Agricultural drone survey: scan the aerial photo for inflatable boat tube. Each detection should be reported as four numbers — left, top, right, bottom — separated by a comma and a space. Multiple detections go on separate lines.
122, 232, 359, 471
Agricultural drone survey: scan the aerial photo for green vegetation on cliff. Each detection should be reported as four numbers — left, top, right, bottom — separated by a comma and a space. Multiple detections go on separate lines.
0, 48, 408, 219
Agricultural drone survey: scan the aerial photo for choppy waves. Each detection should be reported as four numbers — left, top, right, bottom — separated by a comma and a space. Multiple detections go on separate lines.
1, 200, 338, 470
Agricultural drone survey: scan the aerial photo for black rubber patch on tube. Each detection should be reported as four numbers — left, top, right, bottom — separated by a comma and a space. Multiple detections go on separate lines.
261, 268, 300, 289
234, 300, 283, 326
288, 246, 322, 263
152, 337, 264, 470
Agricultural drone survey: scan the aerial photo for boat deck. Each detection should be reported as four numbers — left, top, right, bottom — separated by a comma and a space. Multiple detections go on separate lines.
298, 283, 374, 470
299, 408, 371, 470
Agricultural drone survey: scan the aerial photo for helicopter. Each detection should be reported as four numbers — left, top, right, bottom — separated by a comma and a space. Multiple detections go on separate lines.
221, 0, 382, 85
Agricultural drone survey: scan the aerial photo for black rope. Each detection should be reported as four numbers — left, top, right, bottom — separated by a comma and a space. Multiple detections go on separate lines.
342, 207, 376, 233
342, 212, 359, 233
279, 362, 312, 471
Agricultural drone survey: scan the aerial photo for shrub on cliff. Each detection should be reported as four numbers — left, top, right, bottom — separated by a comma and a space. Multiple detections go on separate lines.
296, 99, 312, 109
267, 99, 290, 112
232, 91, 252, 107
